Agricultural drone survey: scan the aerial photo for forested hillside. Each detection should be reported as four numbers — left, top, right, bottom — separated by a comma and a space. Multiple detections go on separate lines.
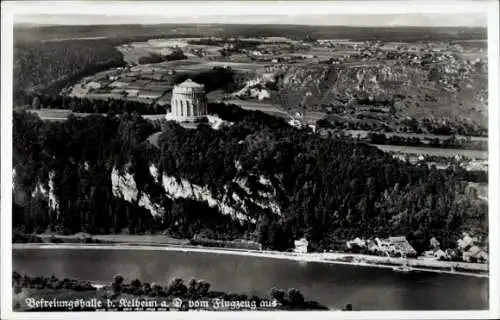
14, 40, 125, 105
12, 105, 487, 253
14, 24, 486, 43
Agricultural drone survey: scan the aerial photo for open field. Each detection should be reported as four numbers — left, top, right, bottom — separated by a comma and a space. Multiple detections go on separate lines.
27, 109, 167, 122
28, 109, 73, 119
37, 233, 190, 245
372, 144, 487, 159
27, 109, 98, 121
66, 57, 266, 104
346, 130, 489, 142
149, 59, 268, 73
117, 37, 225, 64
218, 99, 326, 124
222, 99, 285, 113
117, 37, 272, 71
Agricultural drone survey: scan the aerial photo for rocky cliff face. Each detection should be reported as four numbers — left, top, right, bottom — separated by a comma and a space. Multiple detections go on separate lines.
110, 163, 283, 224
15, 157, 282, 226
111, 167, 165, 217
30, 170, 59, 212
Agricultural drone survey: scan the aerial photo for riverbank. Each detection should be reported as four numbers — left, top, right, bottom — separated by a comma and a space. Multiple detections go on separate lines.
13, 242, 489, 278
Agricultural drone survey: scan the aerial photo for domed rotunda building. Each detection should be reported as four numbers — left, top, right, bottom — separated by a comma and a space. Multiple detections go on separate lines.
167, 79, 208, 122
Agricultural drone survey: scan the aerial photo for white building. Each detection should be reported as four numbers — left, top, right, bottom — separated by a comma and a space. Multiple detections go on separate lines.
167, 79, 208, 122
421, 249, 449, 261
294, 238, 309, 253
346, 237, 366, 250
86, 81, 101, 90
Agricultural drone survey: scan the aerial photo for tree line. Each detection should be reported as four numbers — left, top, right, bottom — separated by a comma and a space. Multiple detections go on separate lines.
137, 49, 187, 65
365, 132, 488, 151
31, 95, 165, 115
317, 117, 488, 139
14, 40, 125, 106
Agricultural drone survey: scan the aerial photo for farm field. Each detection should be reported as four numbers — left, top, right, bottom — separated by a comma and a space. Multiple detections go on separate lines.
117, 37, 225, 64
27, 109, 73, 119
26, 109, 166, 122
222, 99, 285, 113
219, 99, 326, 124
372, 144, 487, 159
66, 57, 266, 105
148, 59, 268, 73
346, 130, 489, 142
142, 114, 166, 121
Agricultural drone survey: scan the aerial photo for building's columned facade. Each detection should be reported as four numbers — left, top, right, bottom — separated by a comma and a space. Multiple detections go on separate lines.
168, 79, 208, 122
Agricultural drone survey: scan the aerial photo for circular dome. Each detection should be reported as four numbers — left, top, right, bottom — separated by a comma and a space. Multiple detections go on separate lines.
173, 79, 205, 94
169, 79, 208, 122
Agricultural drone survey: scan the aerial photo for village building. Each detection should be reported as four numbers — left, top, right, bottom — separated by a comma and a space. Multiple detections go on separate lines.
294, 237, 309, 253
430, 236, 440, 249
457, 232, 477, 251
346, 237, 366, 249
85, 81, 101, 90
462, 245, 488, 263
388, 236, 417, 256
421, 249, 449, 261
374, 236, 417, 257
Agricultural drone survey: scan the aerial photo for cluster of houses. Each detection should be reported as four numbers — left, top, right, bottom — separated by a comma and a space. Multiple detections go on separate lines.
421, 234, 488, 263
225, 231, 488, 265
294, 238, 309, 253
420, 237, 449, 261
191, 235, 263, 251
456, 233, 488, 263
344, 233, 488, 263
346, 236, 418, 258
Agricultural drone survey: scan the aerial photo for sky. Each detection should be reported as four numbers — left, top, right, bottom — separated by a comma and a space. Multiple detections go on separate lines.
14, 13, 487, 27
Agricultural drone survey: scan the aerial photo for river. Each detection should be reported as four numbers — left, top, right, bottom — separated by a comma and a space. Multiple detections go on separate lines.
12, 248, 488, 310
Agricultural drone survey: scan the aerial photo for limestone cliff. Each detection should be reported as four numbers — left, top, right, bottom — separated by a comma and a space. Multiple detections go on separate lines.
110, 163, 283, 224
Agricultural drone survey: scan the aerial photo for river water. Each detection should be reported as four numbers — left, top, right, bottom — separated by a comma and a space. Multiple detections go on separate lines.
12, 248, 488, 310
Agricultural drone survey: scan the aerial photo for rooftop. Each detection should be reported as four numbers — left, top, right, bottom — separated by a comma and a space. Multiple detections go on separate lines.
176, 78, 204, 89
388, 236, 408, 243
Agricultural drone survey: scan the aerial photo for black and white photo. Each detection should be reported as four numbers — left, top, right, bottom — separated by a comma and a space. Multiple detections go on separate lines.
1, 1, 499, 319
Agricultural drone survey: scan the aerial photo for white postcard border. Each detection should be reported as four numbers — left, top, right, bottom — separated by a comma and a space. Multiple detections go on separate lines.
1, 1, 499, 319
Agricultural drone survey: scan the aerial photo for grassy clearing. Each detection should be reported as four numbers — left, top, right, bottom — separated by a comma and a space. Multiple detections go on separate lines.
373, 144, 487, 159
35, 233, 190, 246
346, 130, 488, 142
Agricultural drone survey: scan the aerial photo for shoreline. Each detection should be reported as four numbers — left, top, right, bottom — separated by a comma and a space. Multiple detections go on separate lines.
12, 242, 489, 278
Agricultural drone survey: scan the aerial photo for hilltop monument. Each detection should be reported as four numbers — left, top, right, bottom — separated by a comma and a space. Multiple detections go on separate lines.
166, 79, 208, 122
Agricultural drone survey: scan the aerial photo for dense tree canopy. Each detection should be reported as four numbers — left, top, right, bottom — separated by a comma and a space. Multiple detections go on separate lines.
14, 40, 125, 105
31, 95, 165, 115
137, 49, 187, 65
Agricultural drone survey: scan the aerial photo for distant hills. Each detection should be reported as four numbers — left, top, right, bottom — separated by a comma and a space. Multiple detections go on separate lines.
14, 23, 487, 43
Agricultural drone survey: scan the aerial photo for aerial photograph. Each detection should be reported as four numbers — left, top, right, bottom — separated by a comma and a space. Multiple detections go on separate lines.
3, 1, 496, 316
